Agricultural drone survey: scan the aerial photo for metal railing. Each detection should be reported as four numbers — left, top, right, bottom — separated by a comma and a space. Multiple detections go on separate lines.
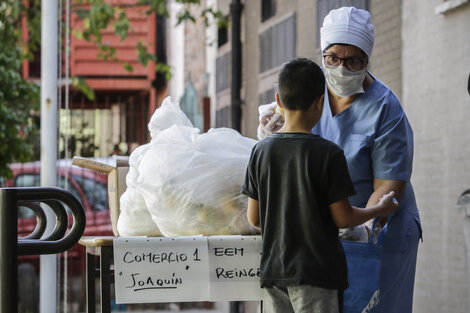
0, 187, 86, 313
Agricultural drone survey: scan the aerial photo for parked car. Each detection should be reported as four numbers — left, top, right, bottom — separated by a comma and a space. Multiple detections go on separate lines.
1, 159, 115, 312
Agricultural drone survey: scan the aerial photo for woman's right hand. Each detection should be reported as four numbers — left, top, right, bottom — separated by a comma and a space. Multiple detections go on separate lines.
257, 102, 285, 140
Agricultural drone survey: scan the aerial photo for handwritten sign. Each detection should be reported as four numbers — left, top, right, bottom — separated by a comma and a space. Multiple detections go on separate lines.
208, 235, 263, 301
114, 236, 210, 303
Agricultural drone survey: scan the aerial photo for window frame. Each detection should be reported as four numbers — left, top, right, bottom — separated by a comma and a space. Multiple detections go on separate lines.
261, 0, 276, 23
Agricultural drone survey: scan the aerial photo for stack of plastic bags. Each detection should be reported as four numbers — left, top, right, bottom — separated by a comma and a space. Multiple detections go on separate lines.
117, 97, 258, 237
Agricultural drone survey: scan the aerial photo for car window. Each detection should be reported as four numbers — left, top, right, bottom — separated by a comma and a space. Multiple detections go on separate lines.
72, 174, 108, 211
58, 175, 83, 204
15, 174, 47, 219
18, 205, 37, 219
14, 173, 84, 214
15, 173, 41, 187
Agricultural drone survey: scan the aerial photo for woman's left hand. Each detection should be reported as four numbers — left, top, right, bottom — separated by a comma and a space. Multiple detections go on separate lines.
367, 179, 406, 226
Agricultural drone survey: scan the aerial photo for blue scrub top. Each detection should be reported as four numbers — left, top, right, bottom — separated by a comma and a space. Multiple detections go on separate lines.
312, 78, 421, 239
313, 77, 422, 312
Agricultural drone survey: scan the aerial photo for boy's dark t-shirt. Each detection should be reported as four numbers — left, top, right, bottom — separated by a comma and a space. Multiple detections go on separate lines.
241, 132, 356, 290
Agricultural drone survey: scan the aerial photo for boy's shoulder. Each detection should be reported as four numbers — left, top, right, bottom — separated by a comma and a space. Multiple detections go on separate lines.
255, 132, 344, 154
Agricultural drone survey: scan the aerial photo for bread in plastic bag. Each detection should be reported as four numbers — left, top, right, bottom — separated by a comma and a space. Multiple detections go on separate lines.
339, 225, 369, 242
257, 101, 285, 140
124, 96, 259, 237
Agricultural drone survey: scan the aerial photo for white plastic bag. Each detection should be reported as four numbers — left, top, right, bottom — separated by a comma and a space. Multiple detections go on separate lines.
123, 96, 259, 237
117, 143, 162, 236
339, 225, 369, 242
257, 102, 285, 140
148, 96, 193, 141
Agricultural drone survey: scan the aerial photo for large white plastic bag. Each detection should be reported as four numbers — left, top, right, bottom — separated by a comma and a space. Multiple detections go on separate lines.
135, 97, 258, 237
117, 143, 162, 236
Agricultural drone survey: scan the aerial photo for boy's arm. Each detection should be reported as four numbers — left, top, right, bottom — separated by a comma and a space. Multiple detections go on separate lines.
247, 197, 261, 230
329, 191, 398, 229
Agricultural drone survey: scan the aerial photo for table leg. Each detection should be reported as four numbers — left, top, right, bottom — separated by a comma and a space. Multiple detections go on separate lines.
86, 250, 96, 313
100, 246, 112, 313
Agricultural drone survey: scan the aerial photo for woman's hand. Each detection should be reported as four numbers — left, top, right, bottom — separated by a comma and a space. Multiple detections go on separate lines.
376, 191, 399, 217
257, 102, 285, 140
367, 179, 406, 226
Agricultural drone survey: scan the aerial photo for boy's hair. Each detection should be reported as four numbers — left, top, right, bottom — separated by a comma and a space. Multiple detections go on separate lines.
278, 58, 325, 111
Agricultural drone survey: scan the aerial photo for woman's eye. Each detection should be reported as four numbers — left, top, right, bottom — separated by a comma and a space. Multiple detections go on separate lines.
350, 58, 361, 66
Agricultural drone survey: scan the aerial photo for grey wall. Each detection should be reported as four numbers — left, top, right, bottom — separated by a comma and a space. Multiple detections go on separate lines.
402, 1, 470, 312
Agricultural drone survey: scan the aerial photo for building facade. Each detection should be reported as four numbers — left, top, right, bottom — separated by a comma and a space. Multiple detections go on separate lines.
167, 0, 218, 131
403, 1, 470, 312
207, 0, 470, 312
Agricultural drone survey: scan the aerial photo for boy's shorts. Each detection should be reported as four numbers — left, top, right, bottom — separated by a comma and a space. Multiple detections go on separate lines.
262, 285, 339, 313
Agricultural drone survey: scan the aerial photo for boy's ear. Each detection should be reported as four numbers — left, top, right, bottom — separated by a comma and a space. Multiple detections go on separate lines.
275, 92, 283, 108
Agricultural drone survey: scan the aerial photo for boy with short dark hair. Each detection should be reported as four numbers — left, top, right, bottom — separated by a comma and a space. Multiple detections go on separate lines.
241, 58, 397, 313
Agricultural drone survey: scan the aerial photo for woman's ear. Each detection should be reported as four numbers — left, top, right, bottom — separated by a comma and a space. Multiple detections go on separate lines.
275, 92, 283, 109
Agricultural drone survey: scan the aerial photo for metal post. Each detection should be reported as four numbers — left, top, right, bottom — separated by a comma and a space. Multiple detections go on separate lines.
86, 251, 96, 313
229, 3, 243, 310
0, 189, 18, 313
100, 246, 113, 313
40, 0, 59, 312
230, 0, 243, 132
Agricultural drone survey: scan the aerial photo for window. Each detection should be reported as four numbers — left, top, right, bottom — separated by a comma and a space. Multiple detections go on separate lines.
14, 172, 82, 216
18, 206, 37, 219
316, 0, 369, 49
218, 23, 228, 47
15, 173, 41, 187
58, 175, 83, 214
259, 14, 296, 73
72, 174, 108, 211
216, 52, 230, 93
216, 107, 230, 128
261, 0, 276, 22
259, 87, 276, 106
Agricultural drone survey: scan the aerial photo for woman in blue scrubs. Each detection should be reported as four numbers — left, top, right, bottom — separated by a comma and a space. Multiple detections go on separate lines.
313, 7, 422, 313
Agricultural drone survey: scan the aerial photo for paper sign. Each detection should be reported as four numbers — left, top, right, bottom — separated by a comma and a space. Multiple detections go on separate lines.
208, 235, 263, 301
114, 236, 210, 303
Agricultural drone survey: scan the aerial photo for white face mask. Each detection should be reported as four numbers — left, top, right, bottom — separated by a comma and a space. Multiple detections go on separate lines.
323, 60, 367, 98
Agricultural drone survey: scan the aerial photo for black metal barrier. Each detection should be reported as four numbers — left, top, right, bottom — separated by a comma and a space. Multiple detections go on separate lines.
18, 201, 47, 240
0, 187, 86, 313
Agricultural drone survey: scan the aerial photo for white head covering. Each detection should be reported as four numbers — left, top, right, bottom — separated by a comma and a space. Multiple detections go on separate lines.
320, 7, 374, 58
